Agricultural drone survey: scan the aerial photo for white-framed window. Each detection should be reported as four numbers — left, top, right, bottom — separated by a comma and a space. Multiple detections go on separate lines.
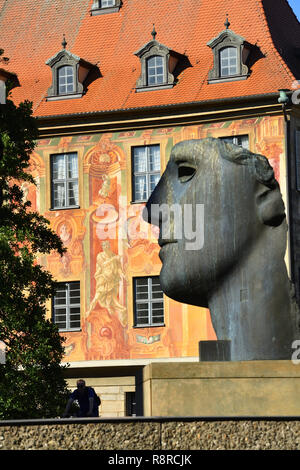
91, 0, 121, 15
132, 145, 160, 202
219, 47, 238, 77
134, 276, 164, 327
53, 281, 81, 331
147, 56, 164, 86
220, 135, 249, 149
51, 152, 79, 209
99, 0, 115, 6
57, 65, 75, 95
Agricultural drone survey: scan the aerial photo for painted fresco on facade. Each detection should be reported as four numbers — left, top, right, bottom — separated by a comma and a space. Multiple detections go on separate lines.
31, 116, 286, 362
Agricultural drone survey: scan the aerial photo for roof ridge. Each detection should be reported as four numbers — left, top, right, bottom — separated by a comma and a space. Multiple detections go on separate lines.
256, 0, 295, 84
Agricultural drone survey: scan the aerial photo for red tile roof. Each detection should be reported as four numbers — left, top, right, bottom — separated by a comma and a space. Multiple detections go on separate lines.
0, 0, 299, 118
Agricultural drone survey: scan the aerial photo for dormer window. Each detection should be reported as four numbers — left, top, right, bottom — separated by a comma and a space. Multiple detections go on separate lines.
207, 16, 251, 83
91, 0, 122, 15
135, 26, 184, 92
46, 36, 95, 101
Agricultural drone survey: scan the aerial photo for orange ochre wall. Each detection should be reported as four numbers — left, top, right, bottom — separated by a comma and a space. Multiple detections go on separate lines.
27, 115, 286, 362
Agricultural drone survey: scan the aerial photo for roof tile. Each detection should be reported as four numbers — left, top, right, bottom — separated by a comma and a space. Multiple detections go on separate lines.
0, 0, 298, 117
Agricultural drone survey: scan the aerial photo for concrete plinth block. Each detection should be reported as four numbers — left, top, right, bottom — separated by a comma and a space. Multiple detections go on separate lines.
143, 361, 300, 417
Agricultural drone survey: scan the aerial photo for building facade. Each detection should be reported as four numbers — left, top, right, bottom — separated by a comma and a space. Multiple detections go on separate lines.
1, 0, 300, 416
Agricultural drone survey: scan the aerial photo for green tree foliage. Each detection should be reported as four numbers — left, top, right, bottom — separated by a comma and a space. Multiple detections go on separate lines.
0, 92, 70, 419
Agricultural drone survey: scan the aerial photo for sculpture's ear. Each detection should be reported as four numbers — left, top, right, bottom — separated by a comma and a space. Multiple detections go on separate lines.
256, 186, 286, 227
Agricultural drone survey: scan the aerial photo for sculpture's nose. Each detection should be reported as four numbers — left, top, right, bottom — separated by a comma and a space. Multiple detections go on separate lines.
142, 190, 159, 227
142, 172, 167, 227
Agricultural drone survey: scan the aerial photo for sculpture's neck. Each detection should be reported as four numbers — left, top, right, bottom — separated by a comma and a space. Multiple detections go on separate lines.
208, 231, 294, 361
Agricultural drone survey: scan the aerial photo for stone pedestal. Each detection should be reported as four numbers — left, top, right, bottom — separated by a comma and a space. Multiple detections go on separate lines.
143, 361, 300, 417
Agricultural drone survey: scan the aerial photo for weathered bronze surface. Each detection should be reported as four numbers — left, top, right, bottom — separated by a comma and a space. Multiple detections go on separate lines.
143, 138, 298, 361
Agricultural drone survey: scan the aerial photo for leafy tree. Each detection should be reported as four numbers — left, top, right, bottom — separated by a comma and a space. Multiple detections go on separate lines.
0, 77, 70, 419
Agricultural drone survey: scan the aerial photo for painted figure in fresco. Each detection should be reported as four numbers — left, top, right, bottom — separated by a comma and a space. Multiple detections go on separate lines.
21, 182, 29, 203
59, 222, 72, 246
143, 138, 299, 361
58, 222, 72, 276
98, 174, 111, 199
86, 241, 127, 327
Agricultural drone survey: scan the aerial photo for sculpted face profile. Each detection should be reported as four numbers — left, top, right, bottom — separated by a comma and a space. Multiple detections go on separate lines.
143, 138, 298, 361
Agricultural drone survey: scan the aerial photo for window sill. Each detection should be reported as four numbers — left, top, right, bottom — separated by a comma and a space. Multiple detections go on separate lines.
133, 324, 165, 329
50, 206, 80, 211
135, 84, 174, 93
46, 93, 83, 101
90, 6, 121, 15
130, 200, 147, 204
208, 75, 249, 84
58, 328, 81, 333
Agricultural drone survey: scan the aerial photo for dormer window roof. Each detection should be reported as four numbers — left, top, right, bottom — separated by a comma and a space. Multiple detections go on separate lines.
91, 0, 122, 16
134, 26, 183, 92
45, 36, 95, 101
207, 16, 251, 83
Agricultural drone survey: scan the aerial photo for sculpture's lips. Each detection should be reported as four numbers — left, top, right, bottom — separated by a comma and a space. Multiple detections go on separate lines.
158, 239, 177, 248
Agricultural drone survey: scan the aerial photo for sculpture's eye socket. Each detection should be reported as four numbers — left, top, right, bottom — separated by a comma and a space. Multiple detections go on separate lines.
177, 163, 196, 183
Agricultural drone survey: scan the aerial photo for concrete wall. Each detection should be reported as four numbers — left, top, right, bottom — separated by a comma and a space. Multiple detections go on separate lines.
142, 361, 300, 417
1, 418, 300, 450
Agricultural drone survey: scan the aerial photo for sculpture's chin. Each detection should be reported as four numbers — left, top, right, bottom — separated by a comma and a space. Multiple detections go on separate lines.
159, 267, 209, 308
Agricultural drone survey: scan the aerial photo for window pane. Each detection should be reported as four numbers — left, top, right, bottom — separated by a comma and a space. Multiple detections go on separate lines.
152, 316, 164, 324
70, 284, 80, 304
58, 66, 74, 94
133, 148, 147, 173
134, 276, 164, 326
69, 282, 80, 292
53, 182, 66, 208
148, 75, 156, 85
67, 153, 78, 178
51, 153, 79, 209
134, 175, 147, 201
147, 56, 164, 85
236, 135, 249, 149
68, 181, 79, 206
152, 302, 164, 311
101, 0, 114, 6
132, 145, 160, 201
136, 289, 149, 300
149, 146, 160, 171
70, 307, 80, 329
147, 57, 156, 68
54, 305, 67, 329
53, 282, 80, 331
52, 154, 66, 180
150, 174, 160, 193
136, 318, 149, 324
220, 135, 249, 150
152, 291, 163, 300
54, 296, 66, 306
220, 47, 237, 77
